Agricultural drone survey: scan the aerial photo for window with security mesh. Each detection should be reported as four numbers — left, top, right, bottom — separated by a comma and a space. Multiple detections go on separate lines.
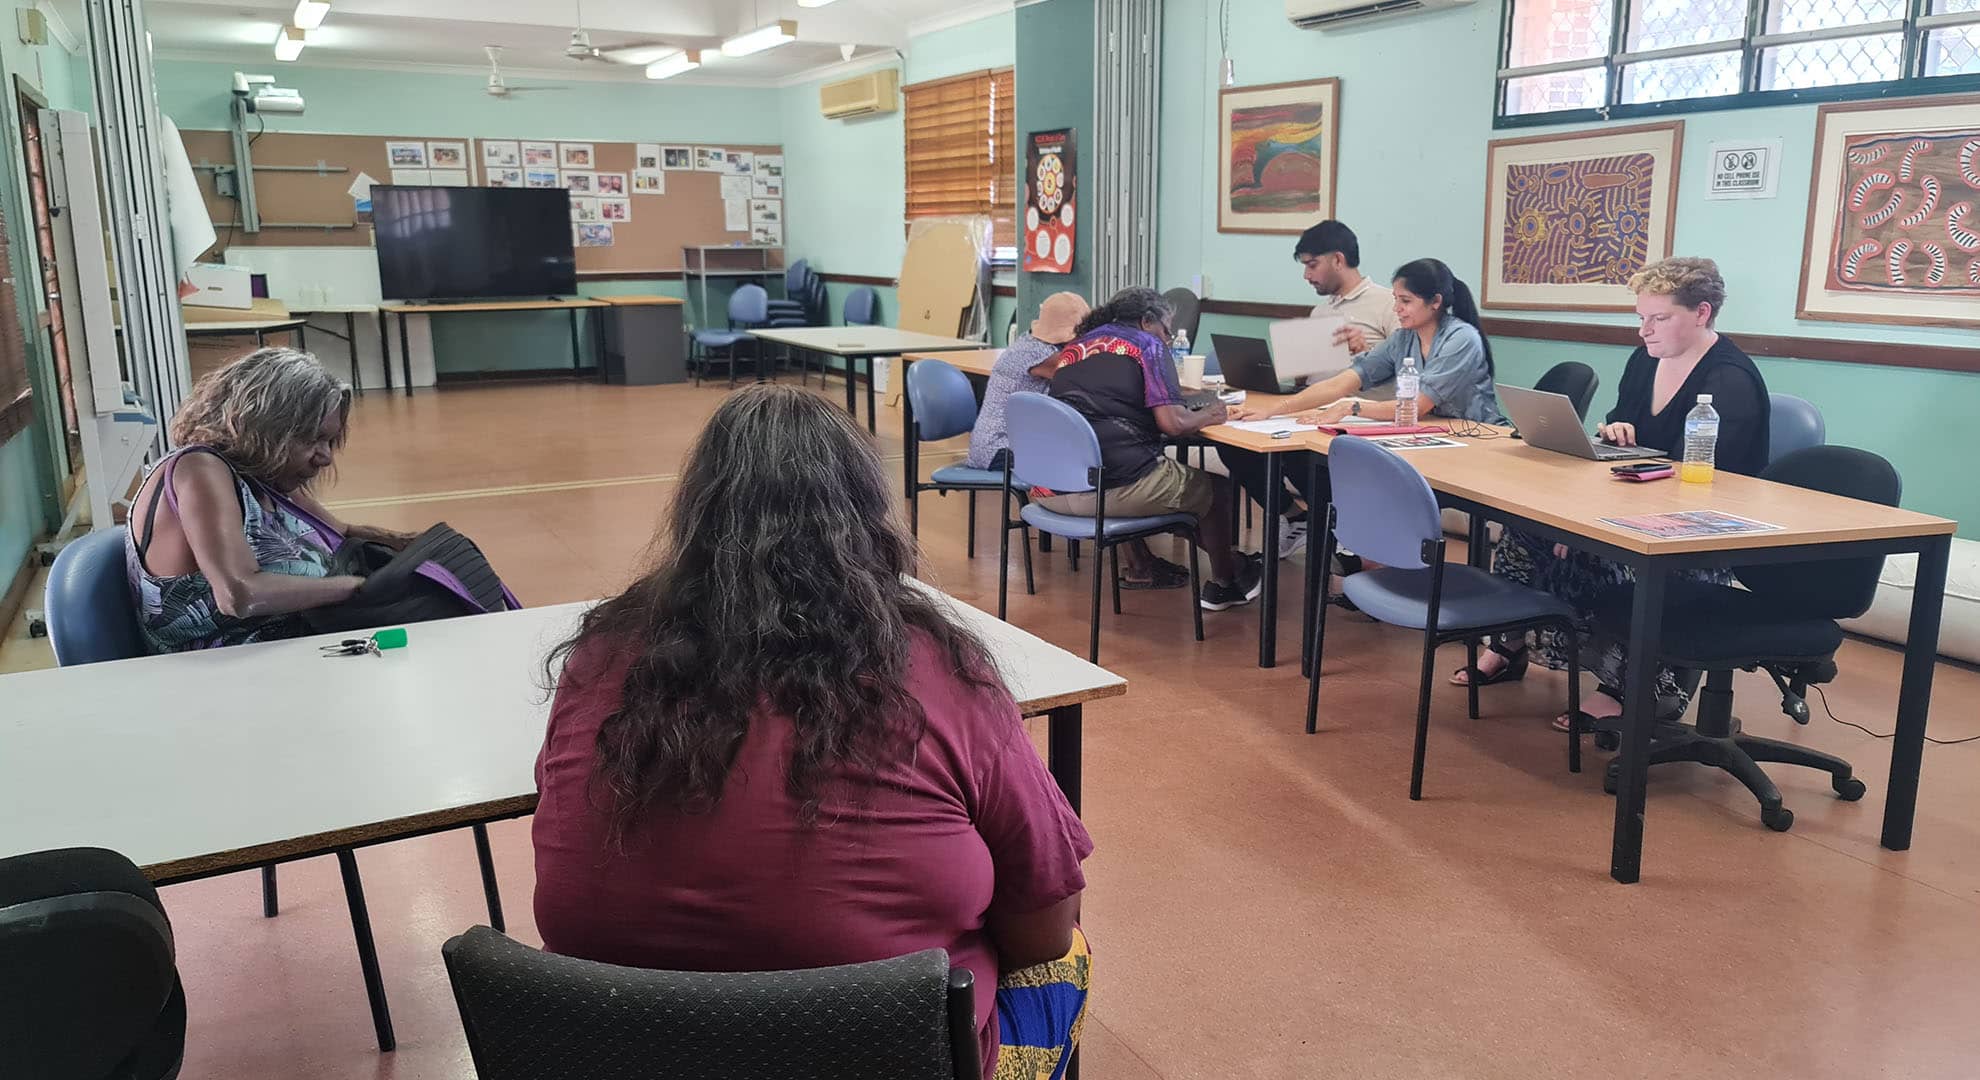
1499, 0, 1980, 123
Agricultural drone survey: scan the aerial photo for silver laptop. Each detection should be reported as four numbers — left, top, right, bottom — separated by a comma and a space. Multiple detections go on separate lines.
1497, 383, 1666, 462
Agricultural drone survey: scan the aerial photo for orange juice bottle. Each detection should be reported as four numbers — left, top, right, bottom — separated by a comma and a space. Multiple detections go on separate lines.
1680, 394, 1718, 484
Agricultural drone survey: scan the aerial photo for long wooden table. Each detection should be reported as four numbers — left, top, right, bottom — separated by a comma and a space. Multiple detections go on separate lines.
0, 594, 1123, 1050
754, 327, 984, 434
1209, 400, 1956, 883
379, 298, 610, 395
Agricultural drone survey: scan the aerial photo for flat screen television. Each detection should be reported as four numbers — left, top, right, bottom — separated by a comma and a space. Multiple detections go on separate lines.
372, 185, 575, 301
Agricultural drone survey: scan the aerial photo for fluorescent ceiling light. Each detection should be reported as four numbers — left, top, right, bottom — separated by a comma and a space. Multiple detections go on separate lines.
273, 25, 307, 62
720, 19, 797, 57
645, 49, 701, 79
292, 0, 329, 30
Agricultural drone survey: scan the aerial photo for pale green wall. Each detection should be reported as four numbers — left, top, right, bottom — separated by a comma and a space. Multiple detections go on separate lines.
1014, 0, 1094, 329
1161, 0, 1979, 535
152, 60, 782, 142
0, 8, 95, 575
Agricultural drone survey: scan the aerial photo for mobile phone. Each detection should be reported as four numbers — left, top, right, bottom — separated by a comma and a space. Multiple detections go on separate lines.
1612, 463, 1674, 481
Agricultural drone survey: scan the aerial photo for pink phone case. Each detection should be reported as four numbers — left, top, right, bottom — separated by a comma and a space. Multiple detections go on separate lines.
1614, 467, 1674, 482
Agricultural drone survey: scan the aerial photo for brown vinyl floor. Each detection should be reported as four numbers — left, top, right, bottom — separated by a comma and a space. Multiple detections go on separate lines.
49, 379, 1980, 1079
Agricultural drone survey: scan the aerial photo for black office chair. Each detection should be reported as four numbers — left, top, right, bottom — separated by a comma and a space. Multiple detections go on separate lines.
442, 926, 980, 1080
1162, 287, 1201, 345
0, 847, 186, 1080
1533, 361, 1600, 420
1594, 445, 1899, 831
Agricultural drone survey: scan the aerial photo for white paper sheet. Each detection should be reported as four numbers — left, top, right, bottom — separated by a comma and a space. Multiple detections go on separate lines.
719, 174, 752, 200
1226, 418, 1318, 435
1266, 315, 1353, 380
634, 143, 661, 170
430, 169, 468, 187
389, 169, 430, 186
723, 198, 748, 232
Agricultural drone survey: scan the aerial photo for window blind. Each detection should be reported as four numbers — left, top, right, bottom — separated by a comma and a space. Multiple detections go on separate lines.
903, 67, 1016, 250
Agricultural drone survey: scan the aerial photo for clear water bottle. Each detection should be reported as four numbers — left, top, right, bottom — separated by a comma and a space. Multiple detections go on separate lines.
1394, 354, 1420, 427
1681, 394, 1719, 484
1172, 327, 1191, 362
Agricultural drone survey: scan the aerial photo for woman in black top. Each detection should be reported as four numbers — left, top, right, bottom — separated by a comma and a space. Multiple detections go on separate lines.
1455, 258, 1771, 728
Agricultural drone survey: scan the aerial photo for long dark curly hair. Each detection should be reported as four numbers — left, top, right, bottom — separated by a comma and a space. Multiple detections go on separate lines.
548, 384, 999, 842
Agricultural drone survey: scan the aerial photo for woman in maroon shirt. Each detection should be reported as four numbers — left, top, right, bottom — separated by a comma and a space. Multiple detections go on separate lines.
533, 384, 1092, 1079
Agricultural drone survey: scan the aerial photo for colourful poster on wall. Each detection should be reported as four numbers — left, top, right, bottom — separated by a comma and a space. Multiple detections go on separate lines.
1023, 128, 1076, 274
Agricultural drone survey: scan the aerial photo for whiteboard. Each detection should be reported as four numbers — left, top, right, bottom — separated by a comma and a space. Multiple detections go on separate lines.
223, 245, 384, 308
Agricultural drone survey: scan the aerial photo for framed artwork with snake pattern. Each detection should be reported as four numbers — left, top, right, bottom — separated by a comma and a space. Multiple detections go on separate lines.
1480, 121, 1684, 313
1799, 94, 1980, 330
1217, 77, 1340, 235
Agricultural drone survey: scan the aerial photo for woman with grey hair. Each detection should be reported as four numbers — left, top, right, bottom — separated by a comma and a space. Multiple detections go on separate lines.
126, 347, 417, 652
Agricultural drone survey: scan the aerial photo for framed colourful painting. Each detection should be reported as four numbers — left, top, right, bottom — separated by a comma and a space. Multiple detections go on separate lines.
1217, 78, 1339, 235
1482, 121, 1683, 312
1798, 94, 1980, 330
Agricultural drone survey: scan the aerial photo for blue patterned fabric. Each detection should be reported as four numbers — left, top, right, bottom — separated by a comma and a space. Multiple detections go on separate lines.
994, 927, 1090, 1080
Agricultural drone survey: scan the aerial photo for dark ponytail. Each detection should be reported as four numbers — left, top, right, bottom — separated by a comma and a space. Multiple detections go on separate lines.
1393, 258, 1494, 376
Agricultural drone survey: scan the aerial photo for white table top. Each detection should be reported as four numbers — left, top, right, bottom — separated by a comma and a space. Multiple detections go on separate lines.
289, 304, 380, 314
0, 592, 1121, 881
749, 326, 984, 355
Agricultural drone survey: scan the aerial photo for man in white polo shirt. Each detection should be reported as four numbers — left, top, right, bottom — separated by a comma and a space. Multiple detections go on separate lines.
1295, 219, 1398, 357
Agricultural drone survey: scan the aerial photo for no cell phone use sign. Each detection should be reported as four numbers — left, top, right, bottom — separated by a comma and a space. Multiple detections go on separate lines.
1706, 139, 1782, 200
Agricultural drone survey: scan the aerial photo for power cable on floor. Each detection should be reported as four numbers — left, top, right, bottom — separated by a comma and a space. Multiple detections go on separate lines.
1816, 684, 1980, 746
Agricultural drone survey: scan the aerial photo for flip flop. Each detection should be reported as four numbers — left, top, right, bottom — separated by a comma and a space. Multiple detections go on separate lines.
1450, 642, 1529, 687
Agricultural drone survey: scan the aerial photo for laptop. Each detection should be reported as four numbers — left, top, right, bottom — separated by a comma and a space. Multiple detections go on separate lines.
1208, 334, 1292, 395
1497, 383, 1666, 462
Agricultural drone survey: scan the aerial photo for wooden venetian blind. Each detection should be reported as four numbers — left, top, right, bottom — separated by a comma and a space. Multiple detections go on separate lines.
903, 67, 1016, 250
0, 191, 32, 444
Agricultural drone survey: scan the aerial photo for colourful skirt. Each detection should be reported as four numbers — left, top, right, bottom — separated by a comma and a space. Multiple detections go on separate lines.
995, 927, 1092, 1080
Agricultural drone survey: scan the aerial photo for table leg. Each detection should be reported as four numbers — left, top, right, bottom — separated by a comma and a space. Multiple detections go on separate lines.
1609, 564, 1666, 884
1046, 704, 1083, 815
260, 865, 278, 917
1258, 453, 1283, 668
296, 322, 307, 351
472, 823, 505, 933
346, 312, 361, 395
1467, 511, 1489, 569
902, 361, 920, 535
397, 312, 413, 397
569, 309, 582, 377
335, 849, 396, 1052
1882, 533, 1950, 850
1301, 453, 1324, 677
377, 311, 392, 393
843, 351, 857, 417
254, 329, 266, 347
864, 355, 877, 435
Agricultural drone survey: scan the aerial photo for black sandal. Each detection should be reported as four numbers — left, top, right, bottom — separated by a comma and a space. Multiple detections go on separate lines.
1450, 642, 1529, 687
1119, 557, 1191, 591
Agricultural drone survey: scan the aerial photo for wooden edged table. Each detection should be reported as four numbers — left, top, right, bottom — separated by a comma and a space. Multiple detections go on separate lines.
378, 298, 610, 396
749, 327, 984, 435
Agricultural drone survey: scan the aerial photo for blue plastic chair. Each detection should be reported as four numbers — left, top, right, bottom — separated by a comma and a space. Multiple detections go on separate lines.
905, 359, 1032, 571
999, 392, 1203, 662
692, 284, 770, 388
1768, 392, 1825, 465
1305, 437, 1584, 798
764, 259, 810, 320
843, 286, 879, 326
44, 529, 147, 666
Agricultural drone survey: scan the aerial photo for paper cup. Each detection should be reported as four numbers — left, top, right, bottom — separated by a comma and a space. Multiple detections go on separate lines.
1180, 354, 1207, 389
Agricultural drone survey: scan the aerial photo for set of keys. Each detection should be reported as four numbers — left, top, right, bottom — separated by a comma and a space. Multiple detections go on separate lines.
317, 627, 410, 658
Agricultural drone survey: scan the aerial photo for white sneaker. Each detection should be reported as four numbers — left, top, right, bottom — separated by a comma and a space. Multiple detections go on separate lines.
1277, 518, 1308, 560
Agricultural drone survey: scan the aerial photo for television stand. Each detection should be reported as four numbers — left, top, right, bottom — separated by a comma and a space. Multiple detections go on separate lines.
377, 297, 612, 396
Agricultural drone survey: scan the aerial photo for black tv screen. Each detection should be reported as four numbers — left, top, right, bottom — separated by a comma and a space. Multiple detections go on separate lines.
372, 186, 576, 301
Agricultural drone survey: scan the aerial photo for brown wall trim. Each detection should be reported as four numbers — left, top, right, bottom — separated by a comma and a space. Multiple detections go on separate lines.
578, 270, 684, 281
993, 282, 1015, 298
819, 272, 899, 287
1199, 301, 1980, 374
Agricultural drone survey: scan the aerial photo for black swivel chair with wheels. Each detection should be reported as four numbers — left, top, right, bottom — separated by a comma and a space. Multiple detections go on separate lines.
1533, 361, 1600, 420
443, 926, 981, 1080
1593, 445, 1900, 831
0, 847, 186, 1080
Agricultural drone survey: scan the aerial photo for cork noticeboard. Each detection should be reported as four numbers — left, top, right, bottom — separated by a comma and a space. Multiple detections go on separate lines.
177, 129, 784, 275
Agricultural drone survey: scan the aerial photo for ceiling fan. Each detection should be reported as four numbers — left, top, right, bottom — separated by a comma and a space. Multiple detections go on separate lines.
564, 0, 675, 65
484, 47, 569, 97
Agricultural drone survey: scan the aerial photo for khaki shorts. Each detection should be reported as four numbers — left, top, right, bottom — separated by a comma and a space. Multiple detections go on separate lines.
1034, 457, 1217, 521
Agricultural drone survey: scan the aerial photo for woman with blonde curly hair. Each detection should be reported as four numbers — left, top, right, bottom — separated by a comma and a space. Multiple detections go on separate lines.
1454, 257, 1771, 728
127, 347, 417, 652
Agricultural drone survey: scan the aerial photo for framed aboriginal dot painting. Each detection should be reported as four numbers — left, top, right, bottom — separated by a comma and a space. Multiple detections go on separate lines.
1481, 121, 1683, 312
1799, 94, 1980, 330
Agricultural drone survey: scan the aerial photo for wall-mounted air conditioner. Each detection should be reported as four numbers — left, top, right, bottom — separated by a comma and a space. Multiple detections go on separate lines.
820, 69, 900, 120
1287, 0, 1474, 30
